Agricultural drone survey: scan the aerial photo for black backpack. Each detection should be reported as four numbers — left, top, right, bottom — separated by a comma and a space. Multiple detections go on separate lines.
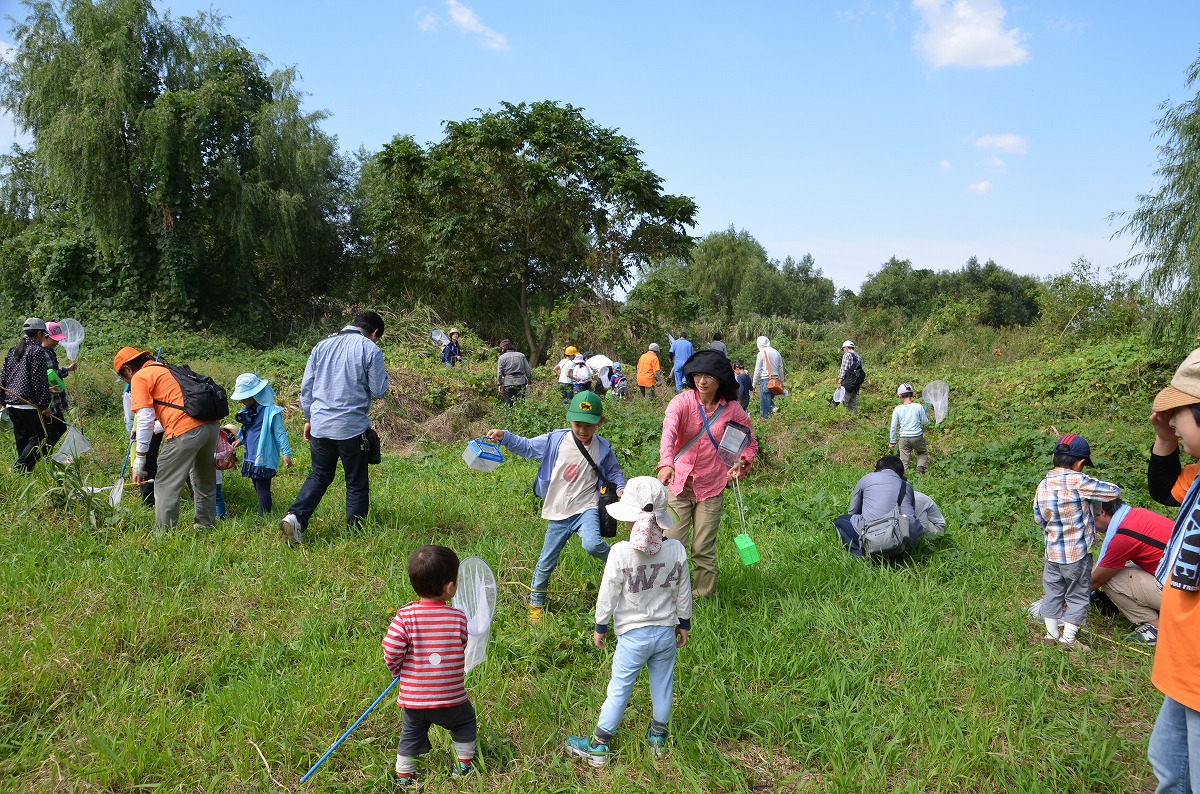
843, 353, 866, 391
151, 361, 230, 421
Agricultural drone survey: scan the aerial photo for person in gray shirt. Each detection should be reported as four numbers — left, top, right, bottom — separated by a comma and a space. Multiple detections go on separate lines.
834, 456, 927, 556
497, 339, 533, 407
280, 311, 389, 545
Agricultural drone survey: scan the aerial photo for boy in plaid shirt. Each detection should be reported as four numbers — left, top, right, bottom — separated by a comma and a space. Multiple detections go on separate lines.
1034, 433, 1121, 650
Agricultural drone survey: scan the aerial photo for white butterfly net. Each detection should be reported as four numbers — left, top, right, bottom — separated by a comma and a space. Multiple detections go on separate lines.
452, 557, 497, 674
59, 318, 85, 360
923, 380, 950, 424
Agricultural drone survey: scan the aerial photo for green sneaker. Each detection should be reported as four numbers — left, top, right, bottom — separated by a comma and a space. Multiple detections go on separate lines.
564, 735, 609, 767
646, 727, 667, 758
451, 758, 474, 777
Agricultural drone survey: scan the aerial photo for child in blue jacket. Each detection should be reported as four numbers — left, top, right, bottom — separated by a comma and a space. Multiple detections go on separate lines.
230, 373, 292, 516
486, 391, 626, 623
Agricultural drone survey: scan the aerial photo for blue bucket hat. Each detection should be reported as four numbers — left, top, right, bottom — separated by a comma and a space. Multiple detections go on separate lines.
231, 373, 269, 401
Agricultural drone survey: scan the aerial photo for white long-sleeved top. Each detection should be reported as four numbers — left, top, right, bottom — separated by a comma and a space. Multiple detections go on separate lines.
595, 539, 693, 636
752, 347, 784, 387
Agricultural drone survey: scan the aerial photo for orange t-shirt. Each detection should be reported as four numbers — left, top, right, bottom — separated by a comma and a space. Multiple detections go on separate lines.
129, 362, 206, 439
1173, 464, 1200, 504
637, 351, 661, 387
1152, 576, 1200, 711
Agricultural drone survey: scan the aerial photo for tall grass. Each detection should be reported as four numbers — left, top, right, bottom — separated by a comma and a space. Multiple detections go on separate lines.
0, 328, 1168, 792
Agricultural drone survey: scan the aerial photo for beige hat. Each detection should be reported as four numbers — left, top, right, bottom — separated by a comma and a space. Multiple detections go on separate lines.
1154, 347, 1200, 412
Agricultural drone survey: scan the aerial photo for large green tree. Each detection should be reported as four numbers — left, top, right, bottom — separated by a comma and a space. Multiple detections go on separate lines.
1117, 53, 1200, 350
0, 0, 347, 337
688, 227, 766, 320
362, 101, 697, 362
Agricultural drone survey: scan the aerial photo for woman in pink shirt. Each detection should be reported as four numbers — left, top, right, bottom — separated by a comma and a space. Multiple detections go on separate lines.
656, 350, 757, 597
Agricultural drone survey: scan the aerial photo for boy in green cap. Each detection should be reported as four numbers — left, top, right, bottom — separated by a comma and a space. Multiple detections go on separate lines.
486, 391, 627, 622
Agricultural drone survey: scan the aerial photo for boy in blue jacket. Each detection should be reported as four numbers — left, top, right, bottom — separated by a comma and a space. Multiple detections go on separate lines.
486, 391, 626, 623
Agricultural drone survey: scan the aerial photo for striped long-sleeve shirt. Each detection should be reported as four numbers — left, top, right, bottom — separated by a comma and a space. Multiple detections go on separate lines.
382, 601, 469, 709
1034, 468, 1122, 564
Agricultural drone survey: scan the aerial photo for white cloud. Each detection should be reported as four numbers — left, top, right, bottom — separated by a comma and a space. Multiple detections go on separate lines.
968, 180, 993, 194
446, 0, 509, 52
414, 10, 439, 32
986, 156, 1005, 169
940, 159, 952, 171
913, 0, 1030, 68
974, 133, 1027, 154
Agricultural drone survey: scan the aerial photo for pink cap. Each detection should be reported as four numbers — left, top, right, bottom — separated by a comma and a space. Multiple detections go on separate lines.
45, 321, 66, 341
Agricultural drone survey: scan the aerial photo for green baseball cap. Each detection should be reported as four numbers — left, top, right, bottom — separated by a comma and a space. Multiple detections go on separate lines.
566, 391, 603, 424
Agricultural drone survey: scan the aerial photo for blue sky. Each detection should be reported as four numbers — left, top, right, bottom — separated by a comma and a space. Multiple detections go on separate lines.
3, 0, 1200, 291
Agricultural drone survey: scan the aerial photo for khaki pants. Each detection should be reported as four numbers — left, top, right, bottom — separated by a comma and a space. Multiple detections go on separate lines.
155, 422, 218, 529
664, 482, 724, 598
898, 434, 928, 472
1105, 566, 1162, 626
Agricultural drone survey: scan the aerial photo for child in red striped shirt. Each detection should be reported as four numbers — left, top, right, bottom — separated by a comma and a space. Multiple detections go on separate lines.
382, 545, 476, 785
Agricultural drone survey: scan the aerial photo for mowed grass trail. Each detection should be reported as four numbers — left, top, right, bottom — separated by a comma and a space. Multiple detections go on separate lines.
0, 335, 1167, 792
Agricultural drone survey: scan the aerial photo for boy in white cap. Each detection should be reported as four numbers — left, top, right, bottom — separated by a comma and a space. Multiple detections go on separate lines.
565, 476, 692, 766
889, 383, 930, 474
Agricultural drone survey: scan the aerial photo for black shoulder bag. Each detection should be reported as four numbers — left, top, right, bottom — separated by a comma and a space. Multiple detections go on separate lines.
573, 434, 620, 538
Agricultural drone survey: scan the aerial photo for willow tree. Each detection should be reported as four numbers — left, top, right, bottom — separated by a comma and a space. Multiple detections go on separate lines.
364, 101, 697, 362
1118, 53, 1200, 351
0, 0, 346, 336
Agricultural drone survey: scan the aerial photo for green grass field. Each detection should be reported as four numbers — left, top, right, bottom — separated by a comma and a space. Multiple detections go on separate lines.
0, 327, 1174, 792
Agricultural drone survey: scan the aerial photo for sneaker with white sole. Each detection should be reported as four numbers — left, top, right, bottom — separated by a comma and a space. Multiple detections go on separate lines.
1057, 638, 1090, 653
564, 735, 608, 767
1129, 623, 1158, 646
279, 513, 303, 546
646, 727, 667, 758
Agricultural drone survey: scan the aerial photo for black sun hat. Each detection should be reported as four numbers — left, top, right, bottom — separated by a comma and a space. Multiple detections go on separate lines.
682, 349, 738, 402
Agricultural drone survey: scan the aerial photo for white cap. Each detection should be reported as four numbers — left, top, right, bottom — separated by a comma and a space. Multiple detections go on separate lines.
842, 340, 855, 349
897, 383, 914, 396
606, 476, 677, 530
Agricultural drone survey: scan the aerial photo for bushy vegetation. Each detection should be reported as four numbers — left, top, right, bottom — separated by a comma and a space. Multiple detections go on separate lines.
0, 298, 1179, 792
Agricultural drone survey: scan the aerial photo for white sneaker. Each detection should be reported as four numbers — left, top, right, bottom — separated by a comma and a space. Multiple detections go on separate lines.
279, 513, 303, 546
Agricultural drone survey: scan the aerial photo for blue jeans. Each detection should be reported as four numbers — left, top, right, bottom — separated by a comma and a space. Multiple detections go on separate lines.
759, 380, 775, 419
530, 508, 608, 607
835, 514, 864, 556
287, 434, 370, 529
596, 625, 677, 740
1150, 696, 1200, 793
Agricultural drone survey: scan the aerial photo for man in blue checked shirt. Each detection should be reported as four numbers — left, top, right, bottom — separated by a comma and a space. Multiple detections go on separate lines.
1033, 433, 1121, 651
279, 311, 390, 545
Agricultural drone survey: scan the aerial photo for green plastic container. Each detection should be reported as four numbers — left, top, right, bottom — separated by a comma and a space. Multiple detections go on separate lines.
734, 532, 760, 566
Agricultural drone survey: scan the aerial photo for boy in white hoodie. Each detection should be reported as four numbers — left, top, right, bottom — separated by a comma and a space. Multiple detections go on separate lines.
564, 477, 693, 766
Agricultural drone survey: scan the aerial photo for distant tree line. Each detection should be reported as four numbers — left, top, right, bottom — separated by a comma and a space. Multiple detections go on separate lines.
0, 0, 1186, 353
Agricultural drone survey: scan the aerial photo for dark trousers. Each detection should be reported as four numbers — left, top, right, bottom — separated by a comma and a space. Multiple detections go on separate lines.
10, 408, 49, 472
140, 431, 165, 505
502, 384, 526, 407
835, 514, 864, 556
252, 477, 273, 515
287, 435, 369, 529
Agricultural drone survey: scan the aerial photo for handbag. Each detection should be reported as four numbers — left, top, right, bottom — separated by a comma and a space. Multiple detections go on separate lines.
763, 354, 784, 396
362, 427, 382, 465
213, 428, 238, 471
857, 479, 911, 558
573, 434, 620, 538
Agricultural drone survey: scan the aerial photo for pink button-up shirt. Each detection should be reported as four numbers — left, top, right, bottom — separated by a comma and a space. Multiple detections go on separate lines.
658, 392, 758, 501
